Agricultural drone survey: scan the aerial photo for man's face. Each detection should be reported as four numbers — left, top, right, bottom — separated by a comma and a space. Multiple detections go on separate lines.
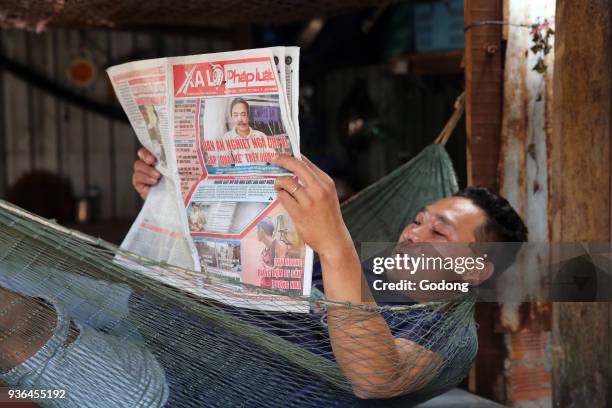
393, 196, 494, 291
398, 197, 487, 244
231, 102, 250, 133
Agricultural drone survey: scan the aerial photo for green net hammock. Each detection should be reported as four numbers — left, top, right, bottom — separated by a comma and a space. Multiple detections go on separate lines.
0, 143, 477, 408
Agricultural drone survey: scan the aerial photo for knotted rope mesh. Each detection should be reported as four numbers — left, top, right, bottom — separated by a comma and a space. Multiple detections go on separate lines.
0, 144, 478, 407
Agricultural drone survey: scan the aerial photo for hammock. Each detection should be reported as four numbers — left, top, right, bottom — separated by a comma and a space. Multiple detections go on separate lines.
0, 98, 476, 408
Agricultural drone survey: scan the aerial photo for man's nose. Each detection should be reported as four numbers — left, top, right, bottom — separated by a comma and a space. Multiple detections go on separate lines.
404, 226, 427, 243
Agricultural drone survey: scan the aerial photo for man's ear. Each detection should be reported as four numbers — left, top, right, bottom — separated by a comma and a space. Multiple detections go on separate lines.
462, 261, 494, 286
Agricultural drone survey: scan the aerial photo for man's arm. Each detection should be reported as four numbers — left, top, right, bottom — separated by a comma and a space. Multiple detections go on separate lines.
320, 233, 442, 398
272, 155, 443, 398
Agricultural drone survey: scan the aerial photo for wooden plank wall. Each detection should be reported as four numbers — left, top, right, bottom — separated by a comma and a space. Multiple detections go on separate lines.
0, 28, 232, 220
550, 0, 612, 406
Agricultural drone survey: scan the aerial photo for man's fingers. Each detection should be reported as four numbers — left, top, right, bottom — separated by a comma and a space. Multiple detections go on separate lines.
135, 183, 149, 194
133, 149, 157, 200
138, 147, 156, 165
271, 155, 318, 187
275, 176, 311, 206
132, 173, 151, 199
134, 171, 161, 186
277, 190, 301, 219
134, 170, 160, 185
137, 147, 156, 165
134, 160, 161, 180
136, 185, 150, 200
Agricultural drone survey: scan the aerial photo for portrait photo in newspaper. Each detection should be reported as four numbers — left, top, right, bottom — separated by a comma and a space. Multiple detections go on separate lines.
198, 94, 293, 173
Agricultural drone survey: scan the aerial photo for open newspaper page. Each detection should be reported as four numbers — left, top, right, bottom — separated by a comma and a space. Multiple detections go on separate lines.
107, 60, 198, 272
108, 48, 313, 312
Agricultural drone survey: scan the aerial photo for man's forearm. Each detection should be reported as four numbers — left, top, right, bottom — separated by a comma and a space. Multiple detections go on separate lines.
318, 238, 364, 304
319, 242, 407, 398
327, 305, 409, 398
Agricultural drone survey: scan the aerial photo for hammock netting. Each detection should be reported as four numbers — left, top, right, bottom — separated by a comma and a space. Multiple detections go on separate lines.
0, 143, 477, 407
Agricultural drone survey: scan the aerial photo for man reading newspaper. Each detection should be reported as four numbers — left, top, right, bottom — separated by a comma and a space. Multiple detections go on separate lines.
0, 47, 526, 407
134, 147, 528, 403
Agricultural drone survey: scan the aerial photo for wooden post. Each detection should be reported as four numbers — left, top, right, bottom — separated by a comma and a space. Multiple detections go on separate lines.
464, 0, 505, 401
464, 0, 503, 190
550, 0, 612, 406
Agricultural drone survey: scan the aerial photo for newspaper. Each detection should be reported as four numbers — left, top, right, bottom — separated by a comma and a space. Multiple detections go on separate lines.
107, 47, 313, 312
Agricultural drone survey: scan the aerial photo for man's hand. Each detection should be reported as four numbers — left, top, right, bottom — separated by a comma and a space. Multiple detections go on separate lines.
271, 155, 353, 261
272, 154, 360, 303
133, 148, 161, 200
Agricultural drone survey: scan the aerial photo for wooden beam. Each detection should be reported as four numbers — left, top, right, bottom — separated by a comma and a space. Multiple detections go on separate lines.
550, 0, 612, 406
464, 0, 503, 190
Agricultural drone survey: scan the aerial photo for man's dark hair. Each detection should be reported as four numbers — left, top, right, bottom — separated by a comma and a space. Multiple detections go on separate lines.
454, 186, 528, 275
454, 186, 528, 243
230, 98, 249, 114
